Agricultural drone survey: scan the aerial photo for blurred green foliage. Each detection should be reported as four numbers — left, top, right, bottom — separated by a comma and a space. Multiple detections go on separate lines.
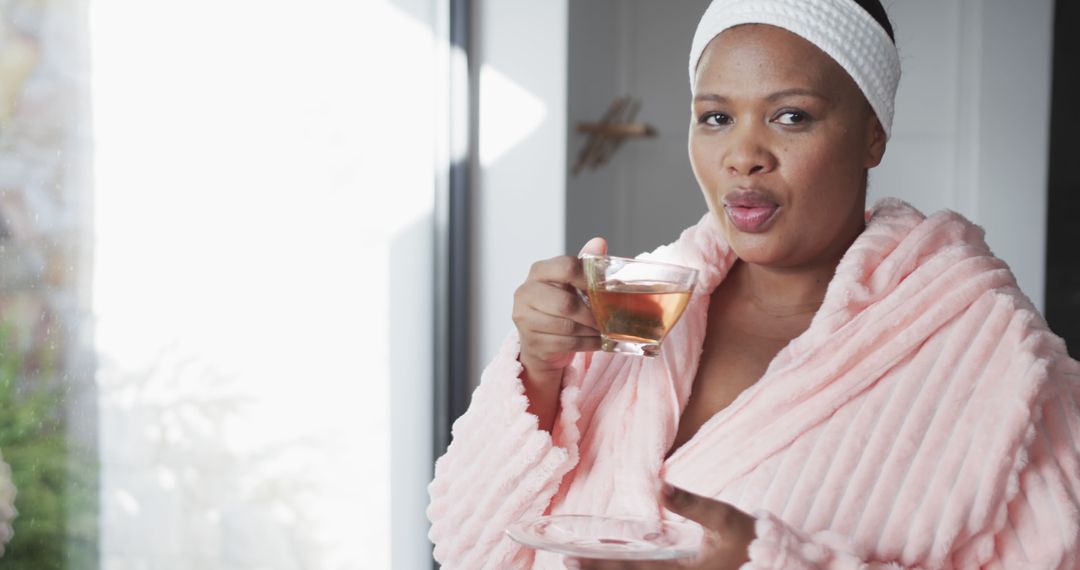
0, 324, 97, 569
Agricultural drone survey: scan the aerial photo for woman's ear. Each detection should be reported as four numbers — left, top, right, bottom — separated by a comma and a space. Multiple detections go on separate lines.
864, 115, 887, 168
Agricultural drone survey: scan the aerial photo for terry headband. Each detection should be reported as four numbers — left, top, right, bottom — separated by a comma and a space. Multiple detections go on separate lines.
689, 0, 902, 138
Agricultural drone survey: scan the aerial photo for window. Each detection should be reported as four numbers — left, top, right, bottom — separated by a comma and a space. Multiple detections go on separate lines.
0, 0, 441, 567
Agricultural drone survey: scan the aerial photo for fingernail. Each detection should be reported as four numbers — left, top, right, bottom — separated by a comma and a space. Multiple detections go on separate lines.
565, 558, 581, 569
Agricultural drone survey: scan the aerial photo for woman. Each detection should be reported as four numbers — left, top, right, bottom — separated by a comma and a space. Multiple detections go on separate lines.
428, 0, 1080, 568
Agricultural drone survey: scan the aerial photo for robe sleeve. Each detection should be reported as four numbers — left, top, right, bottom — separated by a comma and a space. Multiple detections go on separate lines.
740, 362, 1080, 570
969, 361, 1080, 570
427, 332, 587, 569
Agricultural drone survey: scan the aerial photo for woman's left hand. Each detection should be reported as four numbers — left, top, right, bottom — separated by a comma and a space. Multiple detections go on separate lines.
567, 484, 757, 569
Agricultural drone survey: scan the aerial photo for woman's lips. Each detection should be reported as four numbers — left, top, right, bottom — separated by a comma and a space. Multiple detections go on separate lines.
723, 190, 780, 233
726, 204, 779, 232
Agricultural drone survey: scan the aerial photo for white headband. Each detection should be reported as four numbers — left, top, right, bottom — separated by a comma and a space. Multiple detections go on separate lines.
688, 0, 901, 138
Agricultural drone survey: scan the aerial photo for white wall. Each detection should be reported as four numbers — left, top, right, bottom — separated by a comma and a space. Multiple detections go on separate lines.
472, 0, 568, 381
872, 0, 1054, 310
565, 0, 623, 256
566, 0, 711, 259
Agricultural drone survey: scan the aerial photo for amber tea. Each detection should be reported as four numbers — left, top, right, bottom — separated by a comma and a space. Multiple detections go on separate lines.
580, 255, 698, 357
588, 281, 692, 353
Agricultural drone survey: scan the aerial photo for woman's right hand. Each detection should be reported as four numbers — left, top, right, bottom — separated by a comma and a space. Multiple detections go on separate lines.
512, 237, 607, 430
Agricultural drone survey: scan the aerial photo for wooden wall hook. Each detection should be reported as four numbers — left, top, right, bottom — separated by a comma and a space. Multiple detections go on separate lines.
572, 96, 657, 175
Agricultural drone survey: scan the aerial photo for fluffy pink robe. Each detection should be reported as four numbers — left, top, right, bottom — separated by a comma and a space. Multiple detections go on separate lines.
428, 200, 1080, 569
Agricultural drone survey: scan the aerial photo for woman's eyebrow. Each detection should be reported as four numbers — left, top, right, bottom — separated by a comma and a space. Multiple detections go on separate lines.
766, 88, 829, 102
693, 93, 730, 103
693, 89, 829, 103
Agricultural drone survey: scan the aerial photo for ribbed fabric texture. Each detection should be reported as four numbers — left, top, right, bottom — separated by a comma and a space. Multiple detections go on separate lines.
688, 0, 902, 138
427, 200, 1080, 569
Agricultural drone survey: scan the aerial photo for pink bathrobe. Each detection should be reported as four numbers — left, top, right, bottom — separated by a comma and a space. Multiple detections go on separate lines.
428, 200, 1080, 569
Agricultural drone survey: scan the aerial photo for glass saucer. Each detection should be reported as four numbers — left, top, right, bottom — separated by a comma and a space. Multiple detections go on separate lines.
506, 514, 703, 560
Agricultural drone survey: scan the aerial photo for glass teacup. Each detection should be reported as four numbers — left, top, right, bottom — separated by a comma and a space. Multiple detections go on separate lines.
579, 254, 698, 357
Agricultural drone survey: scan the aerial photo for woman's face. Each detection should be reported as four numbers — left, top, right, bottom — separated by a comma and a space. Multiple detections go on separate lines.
689, 24, 887, 270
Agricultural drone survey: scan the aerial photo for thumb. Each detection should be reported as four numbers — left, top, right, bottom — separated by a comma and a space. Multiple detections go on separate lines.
662, 483, 756, 567
578, 236, 608, 256
661, 483, 736, 531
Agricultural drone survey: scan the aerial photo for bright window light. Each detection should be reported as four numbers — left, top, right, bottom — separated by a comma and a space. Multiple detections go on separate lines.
91, 1, 434, 567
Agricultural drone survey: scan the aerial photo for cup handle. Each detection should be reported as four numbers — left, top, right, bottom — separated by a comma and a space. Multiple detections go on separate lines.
575, 254, 592, 308
576, 287, 591, 308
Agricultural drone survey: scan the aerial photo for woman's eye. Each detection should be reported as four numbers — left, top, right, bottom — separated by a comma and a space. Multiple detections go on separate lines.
700, 112, 732, 127
774, 111, 809, 125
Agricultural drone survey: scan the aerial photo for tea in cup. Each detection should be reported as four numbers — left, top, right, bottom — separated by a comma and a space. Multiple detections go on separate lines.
580, 254, 698, 357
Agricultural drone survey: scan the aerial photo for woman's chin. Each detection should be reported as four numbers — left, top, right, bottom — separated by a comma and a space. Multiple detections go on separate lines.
731, 247, 784, 267
720, 224, 786, 266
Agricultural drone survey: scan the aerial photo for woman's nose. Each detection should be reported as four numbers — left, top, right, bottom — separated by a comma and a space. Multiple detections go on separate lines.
722, 126, 777, 176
